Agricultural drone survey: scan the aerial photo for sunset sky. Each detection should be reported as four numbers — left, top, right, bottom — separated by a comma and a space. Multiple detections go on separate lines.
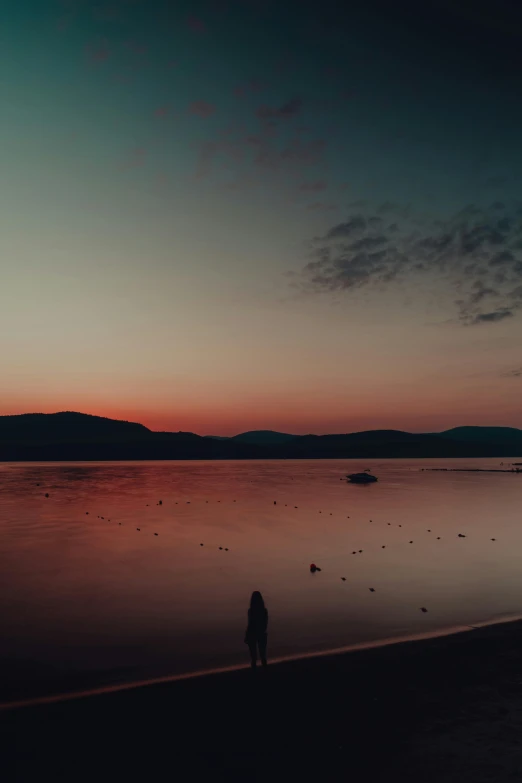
1, 0, 522, 435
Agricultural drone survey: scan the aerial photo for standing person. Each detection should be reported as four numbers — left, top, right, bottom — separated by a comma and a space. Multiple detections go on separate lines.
244, 591, 268, 668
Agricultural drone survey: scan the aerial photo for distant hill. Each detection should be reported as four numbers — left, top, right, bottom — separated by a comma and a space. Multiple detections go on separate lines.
439, 426, 522, 444
0, 411, 151, 443
0, 412, 521, 460
230, 430, 298, 445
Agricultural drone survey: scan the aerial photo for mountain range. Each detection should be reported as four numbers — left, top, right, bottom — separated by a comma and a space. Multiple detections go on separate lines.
0, 412, 521, 461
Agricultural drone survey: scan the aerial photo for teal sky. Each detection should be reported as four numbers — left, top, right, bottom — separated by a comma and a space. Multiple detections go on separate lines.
1, 0, 522, 434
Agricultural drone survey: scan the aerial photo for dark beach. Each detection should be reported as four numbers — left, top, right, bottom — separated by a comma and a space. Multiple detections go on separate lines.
3, 620, 522, 782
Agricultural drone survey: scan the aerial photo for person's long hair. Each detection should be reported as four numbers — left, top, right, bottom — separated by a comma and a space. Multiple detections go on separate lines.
250, 591, 265, 614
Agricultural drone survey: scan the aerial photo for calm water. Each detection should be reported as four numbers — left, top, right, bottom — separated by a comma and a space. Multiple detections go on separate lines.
1, 458, 521, 704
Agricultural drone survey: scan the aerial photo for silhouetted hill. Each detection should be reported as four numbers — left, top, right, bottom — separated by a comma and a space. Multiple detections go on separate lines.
230, 430, 298, 445
0, 413, 521, 460
271, 430, 505, 459
439, 426, 522, 445
0, 411, 151, 443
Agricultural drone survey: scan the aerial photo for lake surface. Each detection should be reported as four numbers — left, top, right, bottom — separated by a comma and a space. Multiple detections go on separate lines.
1, 458, 522, 704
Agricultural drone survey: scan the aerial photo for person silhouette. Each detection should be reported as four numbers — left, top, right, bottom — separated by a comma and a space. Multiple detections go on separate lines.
244, 591, 268, 668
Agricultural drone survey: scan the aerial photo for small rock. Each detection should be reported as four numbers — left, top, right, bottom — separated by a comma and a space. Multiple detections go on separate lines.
352, 551, 356, 555
154, 533, 158, 536
369, 588, 375, 592
359, 550, 363, 553
86, 512, 89, 515
491, 538, 496, 541
387, 523, 390, 526
158, 500, 162, 505
458, 534, 466, 538
420, 607, 428, 613
274, 501, 276, 505
427, 529, 431, 532
200, 543, 204, 546
437, 537, 440, 540
409, 541, 413, 543
225, 548, 229, 551
45, 493, 49, 498
118, 523, 121, 525
341, 577, 346, 581
382, 545, 386, 549
219, 547, 223, 550
137, 528, 140, 531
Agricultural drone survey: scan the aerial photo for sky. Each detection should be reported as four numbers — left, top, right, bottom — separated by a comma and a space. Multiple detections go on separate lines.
1, 0, 522, 435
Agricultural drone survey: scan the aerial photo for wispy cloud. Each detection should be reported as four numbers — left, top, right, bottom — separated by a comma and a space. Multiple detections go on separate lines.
154, 105, 171, 118
299, 180, 327, 193
85, 38, 110, 65
298, 202, 522, 325
305, 202, 338, 212
119, 146, 147, 170
256, 98, 303, 120
187, 16, 206, 33
188, 101, 216, 118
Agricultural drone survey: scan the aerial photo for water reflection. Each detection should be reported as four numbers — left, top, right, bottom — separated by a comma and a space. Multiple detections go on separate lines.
0, 457, 521, 702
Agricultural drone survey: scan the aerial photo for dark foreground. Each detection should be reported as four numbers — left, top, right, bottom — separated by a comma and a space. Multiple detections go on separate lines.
3, 621, 522, 782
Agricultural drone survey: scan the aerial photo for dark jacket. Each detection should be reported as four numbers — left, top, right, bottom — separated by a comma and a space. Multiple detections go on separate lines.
245, 607, 268, 643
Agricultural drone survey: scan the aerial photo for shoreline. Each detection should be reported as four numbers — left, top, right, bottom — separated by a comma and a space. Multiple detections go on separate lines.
4, 618, 522, 781
3, 611, 522, 713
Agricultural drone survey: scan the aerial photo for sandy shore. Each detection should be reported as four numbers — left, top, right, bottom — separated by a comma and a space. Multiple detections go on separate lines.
3, 620, 522, 782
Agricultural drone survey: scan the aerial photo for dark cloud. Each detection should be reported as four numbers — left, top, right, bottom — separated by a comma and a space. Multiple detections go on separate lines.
468, 310, 514, 324
299, 202, 522, 326
489, 250, 515, 266
324, 217, 366, 239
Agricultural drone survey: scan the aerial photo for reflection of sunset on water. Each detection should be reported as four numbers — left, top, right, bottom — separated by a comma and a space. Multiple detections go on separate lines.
1, 458, 521, 703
